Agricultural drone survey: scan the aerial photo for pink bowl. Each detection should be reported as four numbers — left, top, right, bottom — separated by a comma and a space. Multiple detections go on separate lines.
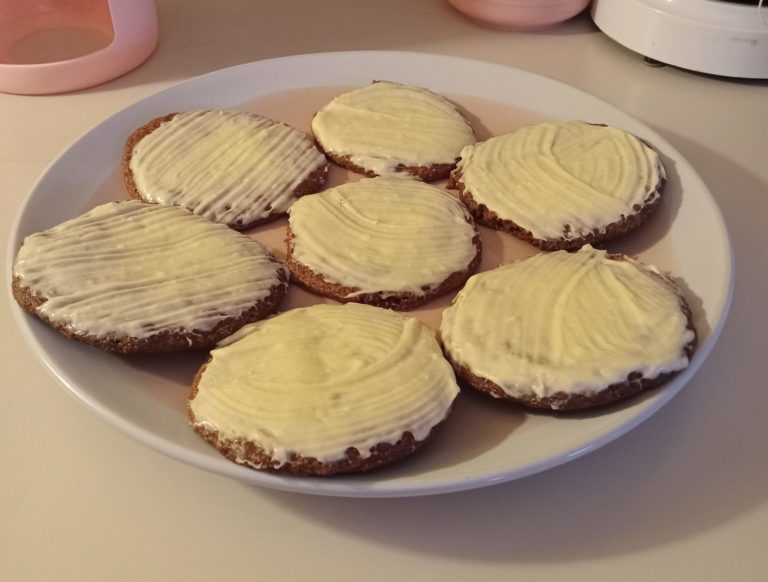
0, 0, 157, 95
447, 0, 591, 30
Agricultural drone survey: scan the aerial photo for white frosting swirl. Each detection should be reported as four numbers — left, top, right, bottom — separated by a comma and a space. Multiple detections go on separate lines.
13, 201, 287, 338
311, 81, 476, 177
190, 303, 459, 465
455, 121, 664, 241
129, 110, 327, 226
440, 245, 693, 398
288, 177, 479, 297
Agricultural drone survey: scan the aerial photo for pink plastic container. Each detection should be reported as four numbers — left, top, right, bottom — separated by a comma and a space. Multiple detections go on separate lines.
0, 0, 157, 95
447, 0, 591, 31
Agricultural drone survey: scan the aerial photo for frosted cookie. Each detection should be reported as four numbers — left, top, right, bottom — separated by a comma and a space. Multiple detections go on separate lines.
311, 81, 475, 181
123, 110, 329, 229
449, 121, 666, 251
188, 303, 460, 475
440, 246, 696, 411
286, 177, 482, 310
11, 201, 288, 354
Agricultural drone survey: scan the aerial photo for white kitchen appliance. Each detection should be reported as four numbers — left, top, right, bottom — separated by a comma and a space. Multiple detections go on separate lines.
591, 0, 768, 78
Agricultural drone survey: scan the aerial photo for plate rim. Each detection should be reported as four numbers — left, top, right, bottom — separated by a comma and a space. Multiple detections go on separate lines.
6, 50, 734, 497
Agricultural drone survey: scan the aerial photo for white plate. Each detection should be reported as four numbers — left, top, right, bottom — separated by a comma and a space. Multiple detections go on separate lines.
7, 52, 733, 498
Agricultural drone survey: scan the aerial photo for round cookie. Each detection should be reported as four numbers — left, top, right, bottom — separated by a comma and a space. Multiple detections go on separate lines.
440, 245, 696, 411
286, 177, 482, 310
123, 110, 329, 229
11, 200, 289, 354
188, 303, 460, 475
448, 121, 666, 251
311, 81, 476, 181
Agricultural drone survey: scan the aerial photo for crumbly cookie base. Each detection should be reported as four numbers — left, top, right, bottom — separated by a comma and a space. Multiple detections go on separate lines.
285, 230, 482, 310
322, 151, 456, 183
11, 274, 288, 354
188, 360, 449, 476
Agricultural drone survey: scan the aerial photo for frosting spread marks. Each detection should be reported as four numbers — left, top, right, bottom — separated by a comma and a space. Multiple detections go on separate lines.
311, 81, 476, 177
128, 110, 327, 227
13, 201, 288, 339
454, 121, 664, 241
190, 303, 459, 466
288, 177, 479, 297
440, 245, 694, 398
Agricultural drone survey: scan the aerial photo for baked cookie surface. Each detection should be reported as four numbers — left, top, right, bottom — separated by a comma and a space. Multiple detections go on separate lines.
440, 245, 696, 410
123, 110, 328, 229
188, 303, 460, 475
449, 121, 666, 250
12, 200, 288, 353
286, 177, 481, 310
311, 81, 475, 181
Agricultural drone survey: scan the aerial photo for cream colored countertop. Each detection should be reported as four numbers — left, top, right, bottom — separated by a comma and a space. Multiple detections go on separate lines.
2, 1, 766, 580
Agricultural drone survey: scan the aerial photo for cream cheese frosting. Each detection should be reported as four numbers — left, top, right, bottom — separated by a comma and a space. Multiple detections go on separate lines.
189, 303, 459, 466
440, 245, 694, 399
287, 177, 479, 297
311, 81, 476, 177
13, 200, 288, 339
128, 109, 327, 227
454, 121, 664, 241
